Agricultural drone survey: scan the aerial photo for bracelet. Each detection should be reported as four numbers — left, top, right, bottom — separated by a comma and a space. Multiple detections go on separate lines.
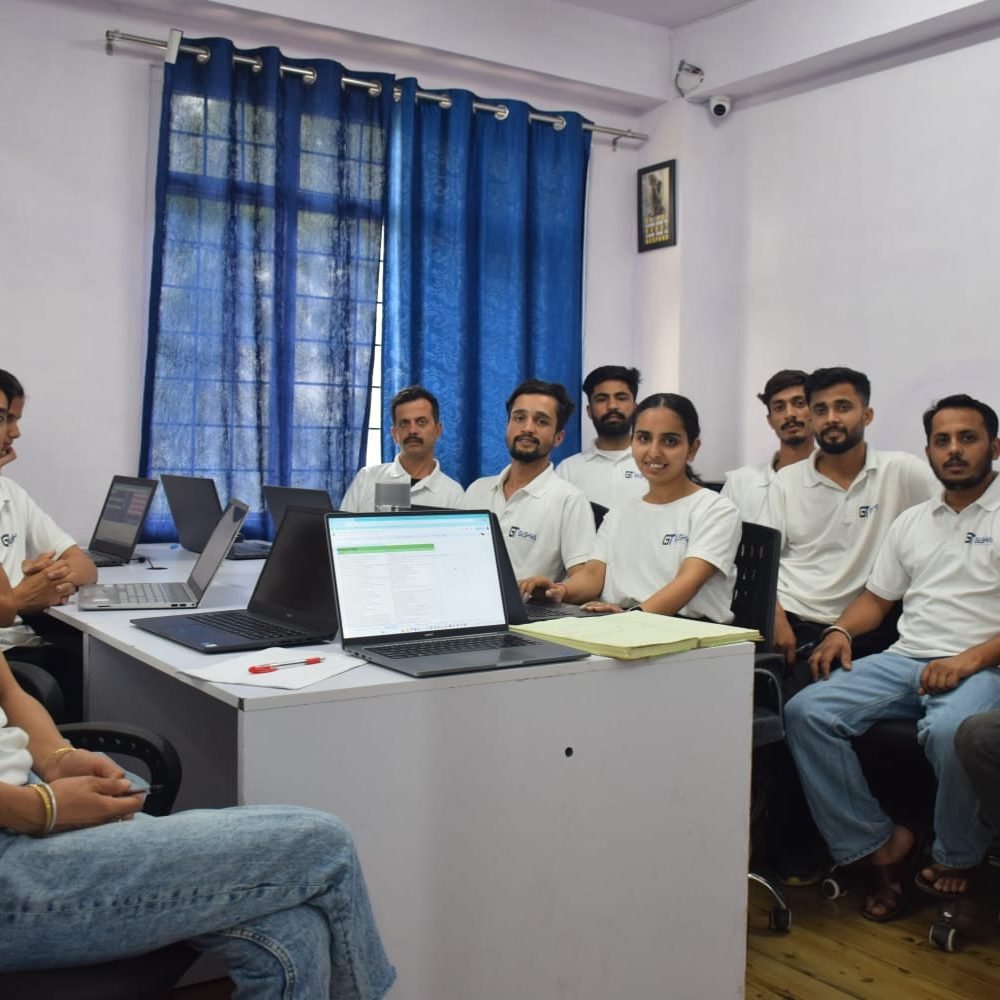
39, 744, 76, 777
822, 625, 853, 643
29, 782, 56, 836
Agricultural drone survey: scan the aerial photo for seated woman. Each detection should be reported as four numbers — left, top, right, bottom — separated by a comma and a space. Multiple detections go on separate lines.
522, 392, 741, 620
0, 648, 395, 998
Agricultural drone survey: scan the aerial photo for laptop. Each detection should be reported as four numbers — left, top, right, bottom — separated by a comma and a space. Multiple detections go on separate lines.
130, 505, 339, 652
77, 499, 249, 611
82, 476, 158, 567
161, 474, 271, 560
263, 484, 333, 532
325, 509, 588, 677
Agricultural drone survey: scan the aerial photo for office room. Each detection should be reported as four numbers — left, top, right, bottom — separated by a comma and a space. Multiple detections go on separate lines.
2, 0, 1000, 997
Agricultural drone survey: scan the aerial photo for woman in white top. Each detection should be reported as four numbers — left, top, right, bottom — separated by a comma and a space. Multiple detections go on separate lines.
521, 392, 741, 622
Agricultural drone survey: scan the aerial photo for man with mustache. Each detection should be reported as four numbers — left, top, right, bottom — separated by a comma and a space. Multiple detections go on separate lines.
763, 367, 936, 676
787, 394, 1000, 921
721, 370, 814, 522
555, 365, 646, 510
463, 379, 595, 582
340, 386, 464, 512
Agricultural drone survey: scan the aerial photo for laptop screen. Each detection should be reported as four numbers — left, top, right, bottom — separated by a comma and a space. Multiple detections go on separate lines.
89, 477, 157, 556
188, 499, 248, 597
327, 511, 506, 641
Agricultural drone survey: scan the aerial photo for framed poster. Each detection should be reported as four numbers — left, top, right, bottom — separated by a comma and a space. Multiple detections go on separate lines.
637, 159, 676, 251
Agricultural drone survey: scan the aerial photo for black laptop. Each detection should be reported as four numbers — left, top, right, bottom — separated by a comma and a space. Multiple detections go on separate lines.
324, 510, 588, 677
83, 475, 158, 567
131, 506, 339, 652
161, 474, 271, 560
263, 484, 333, 532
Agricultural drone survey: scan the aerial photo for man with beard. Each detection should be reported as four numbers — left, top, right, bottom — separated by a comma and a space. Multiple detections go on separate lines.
786, 394, 1000, 921
463, 379, 595, 582
763, 367, 936, 676
340, 386, 464, 512
556, 366, 646, 510
721, 370, 813, 522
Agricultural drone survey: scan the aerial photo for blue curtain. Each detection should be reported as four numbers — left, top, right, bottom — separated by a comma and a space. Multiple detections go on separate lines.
383, 82, 591, 486
141, 38, 394, 538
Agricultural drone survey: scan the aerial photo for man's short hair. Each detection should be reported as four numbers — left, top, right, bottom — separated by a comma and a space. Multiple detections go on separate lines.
922, 394, 999, 441
390, 385, 440, 423
506, 379, 575, 433
581, 365, 641, 401
757, 369, 808, 409
0, 369, 24, 404
805, 367, 871, 406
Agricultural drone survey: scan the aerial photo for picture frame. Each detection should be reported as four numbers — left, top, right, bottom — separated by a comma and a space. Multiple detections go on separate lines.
637, 159, 676, 252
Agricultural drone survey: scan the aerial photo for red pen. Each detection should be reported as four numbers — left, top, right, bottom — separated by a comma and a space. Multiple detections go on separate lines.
248, 656, 324, 674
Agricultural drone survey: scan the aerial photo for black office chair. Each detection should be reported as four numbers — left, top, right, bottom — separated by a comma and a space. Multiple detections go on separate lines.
0, 660, 199, 999
730, 522, 792, 931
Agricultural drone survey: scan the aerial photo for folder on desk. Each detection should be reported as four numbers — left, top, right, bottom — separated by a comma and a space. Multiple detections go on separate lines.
510, 612, 761, 661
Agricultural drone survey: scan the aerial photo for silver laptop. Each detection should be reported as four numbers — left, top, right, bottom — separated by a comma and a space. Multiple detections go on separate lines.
78, 500, 249, 611
83, 475, 158, 567
325, 510, 588, 677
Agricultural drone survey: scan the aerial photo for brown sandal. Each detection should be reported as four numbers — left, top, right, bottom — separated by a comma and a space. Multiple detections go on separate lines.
914, 863, 978, 899
861, 837, 923, 923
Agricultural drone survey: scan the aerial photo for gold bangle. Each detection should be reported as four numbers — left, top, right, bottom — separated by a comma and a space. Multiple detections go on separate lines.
39, 744, 76, 776
29, 783, 54, 836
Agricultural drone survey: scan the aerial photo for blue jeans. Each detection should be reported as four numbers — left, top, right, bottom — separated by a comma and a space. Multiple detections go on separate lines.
785, 651, 1000, 868
0, 804, 395, 999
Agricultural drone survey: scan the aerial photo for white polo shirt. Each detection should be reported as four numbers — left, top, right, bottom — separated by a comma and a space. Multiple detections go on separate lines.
721, 461, 776, 523
761, 448, 937, 624
555, 443, 647, 511
340, 457, 464, 513
0, 477, 78, 650
594, 489, 741, 623
868, 473, 1000, 659
462, 464, 595, 580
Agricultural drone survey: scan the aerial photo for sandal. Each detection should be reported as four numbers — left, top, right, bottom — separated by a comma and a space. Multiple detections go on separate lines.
914, 862, 978, 899
861, 836, 923, 923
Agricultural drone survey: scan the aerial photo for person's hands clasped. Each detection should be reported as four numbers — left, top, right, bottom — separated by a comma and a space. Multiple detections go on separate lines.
48, 775, 145, 831
17, 551, 76, 606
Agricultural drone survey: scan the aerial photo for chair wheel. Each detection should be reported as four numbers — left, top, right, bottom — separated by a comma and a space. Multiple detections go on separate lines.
820, 876, 846, 899
768, 906, 792, 932
929, 921, 959, 952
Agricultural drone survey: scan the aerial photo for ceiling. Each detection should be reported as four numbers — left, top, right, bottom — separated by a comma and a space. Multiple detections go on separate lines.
558, 0, 747, 30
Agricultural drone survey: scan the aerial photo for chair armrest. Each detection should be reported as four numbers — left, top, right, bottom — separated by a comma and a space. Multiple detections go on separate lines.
58, 722, 182, 817
8, 659, 66, 722
753, 652, 786, 748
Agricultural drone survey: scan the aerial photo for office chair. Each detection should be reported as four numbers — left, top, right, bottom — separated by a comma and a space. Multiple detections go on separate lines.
1, 660, 199, 999
730, 522, 792, 930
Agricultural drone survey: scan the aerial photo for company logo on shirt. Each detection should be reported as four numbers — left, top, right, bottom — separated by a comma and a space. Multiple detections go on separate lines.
624, 470, 639, 479
858, 504, 879, 519
508, 525, 538, 543
0, 532, 16, 548
965, 532, 993, 545
661, 532, 689, 546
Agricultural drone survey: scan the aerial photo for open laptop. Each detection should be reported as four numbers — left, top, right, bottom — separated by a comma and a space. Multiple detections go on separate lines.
325, 509, 588, 677
161, 474, 270, 560
263, 484, 333, 533
82, 476, 158, 567
130, 505, 339, 652
77, 499, 249, 611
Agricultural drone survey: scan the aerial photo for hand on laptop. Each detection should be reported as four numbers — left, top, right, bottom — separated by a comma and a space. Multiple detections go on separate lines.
519, 576, 567, 603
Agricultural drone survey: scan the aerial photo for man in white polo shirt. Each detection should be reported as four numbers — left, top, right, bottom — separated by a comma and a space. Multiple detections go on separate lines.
763, 367, 936, 675
721, 369, 813, 522
341, 386, 464, 512
556, 365, 646, 512
463, 379, 595, 583
787, 394, 1000, 921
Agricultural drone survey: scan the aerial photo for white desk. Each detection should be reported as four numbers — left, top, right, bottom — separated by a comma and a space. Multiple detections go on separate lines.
51, 548, 754, 1000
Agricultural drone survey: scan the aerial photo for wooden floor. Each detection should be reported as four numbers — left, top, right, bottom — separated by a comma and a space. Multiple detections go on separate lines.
174, 877, 1000, 999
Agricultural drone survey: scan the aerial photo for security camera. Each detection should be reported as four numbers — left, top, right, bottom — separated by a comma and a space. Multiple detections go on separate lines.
708, 96, 732, 119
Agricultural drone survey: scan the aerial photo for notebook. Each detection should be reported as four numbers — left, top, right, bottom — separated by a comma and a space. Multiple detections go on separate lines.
263, 484, 333, 532
130, 505, 339, 652
77, 500, 249, 611
161, 474, 271, 560
325, 510, 588, 677
82, 475, 158, 567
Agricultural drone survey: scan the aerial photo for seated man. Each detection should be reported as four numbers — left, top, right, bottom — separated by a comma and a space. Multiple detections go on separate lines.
464, 379, 595, 582
0, 380, 96, 720
0, 648, 394, 995
721, 369, 813, 522
787, 394, 1000, 920
555, 365, 647, 510
341, 385, 463, 511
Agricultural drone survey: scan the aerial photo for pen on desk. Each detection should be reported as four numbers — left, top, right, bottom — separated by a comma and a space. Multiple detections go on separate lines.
248, 656, 325, 675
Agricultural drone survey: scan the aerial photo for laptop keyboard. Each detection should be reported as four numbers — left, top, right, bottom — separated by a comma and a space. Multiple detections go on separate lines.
366, 633, 534, 659
194, 610, 305, 641
108, 582, 191, 605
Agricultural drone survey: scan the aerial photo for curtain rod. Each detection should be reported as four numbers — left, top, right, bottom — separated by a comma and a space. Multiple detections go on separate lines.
105, 29, 648, 143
